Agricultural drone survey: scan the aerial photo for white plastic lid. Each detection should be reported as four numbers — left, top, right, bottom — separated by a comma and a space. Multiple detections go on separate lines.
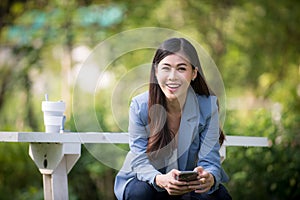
42, 101, 66, 112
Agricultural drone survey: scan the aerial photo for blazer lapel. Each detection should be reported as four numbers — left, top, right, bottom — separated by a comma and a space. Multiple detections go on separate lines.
177, 87, 200, 170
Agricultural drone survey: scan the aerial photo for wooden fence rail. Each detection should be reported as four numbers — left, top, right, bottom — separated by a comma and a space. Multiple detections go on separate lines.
0, 132, 268, 200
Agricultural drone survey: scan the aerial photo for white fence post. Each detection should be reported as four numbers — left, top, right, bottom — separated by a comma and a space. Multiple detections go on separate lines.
29, 143, 81, 200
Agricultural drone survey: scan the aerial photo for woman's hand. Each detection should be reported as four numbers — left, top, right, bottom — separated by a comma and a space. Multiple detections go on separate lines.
155, 169, 194, 195
187, 166, 215, 193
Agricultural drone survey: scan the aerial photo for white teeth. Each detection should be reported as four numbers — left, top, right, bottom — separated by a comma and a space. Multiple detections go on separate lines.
167, 84, 180, 88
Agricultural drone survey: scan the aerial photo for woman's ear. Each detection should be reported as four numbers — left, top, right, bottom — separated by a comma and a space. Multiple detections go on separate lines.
192, 67, 198, 80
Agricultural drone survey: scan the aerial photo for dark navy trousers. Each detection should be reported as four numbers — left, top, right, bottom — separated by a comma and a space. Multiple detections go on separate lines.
123, 178, 232, 200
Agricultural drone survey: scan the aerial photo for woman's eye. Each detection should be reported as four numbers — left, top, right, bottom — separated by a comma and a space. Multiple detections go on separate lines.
178, 67, 186, 71
161, 67, 170, 71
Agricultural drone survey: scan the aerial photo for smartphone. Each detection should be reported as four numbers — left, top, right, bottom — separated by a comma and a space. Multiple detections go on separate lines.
175, 171, 198, 181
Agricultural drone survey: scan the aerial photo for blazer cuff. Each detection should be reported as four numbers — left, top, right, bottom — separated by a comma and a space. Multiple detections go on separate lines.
207, 174, 219, 194
152, 174, 166, 192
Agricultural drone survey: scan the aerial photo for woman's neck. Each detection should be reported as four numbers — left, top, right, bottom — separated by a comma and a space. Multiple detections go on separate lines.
167, 101, 181, 115
166, 94, 186, 114
166, 99, 182, 136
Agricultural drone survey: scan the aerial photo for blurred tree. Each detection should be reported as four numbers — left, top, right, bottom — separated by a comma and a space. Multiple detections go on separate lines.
0, 0, 126, 199
0, 0, 299, 199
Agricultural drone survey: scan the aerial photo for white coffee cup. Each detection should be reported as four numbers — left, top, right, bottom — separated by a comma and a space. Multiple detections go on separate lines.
43, 115, 64, 133
42, 101, 66, 133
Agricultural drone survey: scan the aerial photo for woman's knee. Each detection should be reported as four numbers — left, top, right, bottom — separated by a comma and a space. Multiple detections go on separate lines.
124, 179, 156, 200
182, 184, 232, 200
216, 184, 232, 200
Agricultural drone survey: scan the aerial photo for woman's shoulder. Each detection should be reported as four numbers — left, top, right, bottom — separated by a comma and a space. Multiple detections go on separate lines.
196, 94, 218, 104
130, 91, 149, 113
131, 91, 149, 106
196, 94, 218, 115
130, 91, 149, 125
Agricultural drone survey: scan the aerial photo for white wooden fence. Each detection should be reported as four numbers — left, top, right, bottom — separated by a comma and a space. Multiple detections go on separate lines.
0, 131, 268, 200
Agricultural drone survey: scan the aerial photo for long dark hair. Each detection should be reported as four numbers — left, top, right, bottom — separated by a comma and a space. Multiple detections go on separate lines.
147, 38, 225, 155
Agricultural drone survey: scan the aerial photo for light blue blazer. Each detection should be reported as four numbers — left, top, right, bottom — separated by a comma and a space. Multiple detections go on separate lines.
114, 88, 229, 200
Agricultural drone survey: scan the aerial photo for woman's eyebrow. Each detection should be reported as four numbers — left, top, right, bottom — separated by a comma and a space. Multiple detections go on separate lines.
161, 62, 188, 67
177, 63, 188, 67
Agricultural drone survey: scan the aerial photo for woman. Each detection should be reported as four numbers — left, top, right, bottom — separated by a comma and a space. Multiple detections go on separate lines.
114, 38, 231, 200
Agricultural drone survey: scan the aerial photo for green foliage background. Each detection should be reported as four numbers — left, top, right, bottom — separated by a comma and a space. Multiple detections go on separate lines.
0, 0, 299, 199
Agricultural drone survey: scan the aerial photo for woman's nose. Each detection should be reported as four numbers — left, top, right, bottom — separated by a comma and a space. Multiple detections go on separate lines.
168, 69, 177, 80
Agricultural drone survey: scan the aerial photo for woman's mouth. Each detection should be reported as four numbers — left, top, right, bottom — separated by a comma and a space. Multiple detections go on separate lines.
166, 83, 180, 92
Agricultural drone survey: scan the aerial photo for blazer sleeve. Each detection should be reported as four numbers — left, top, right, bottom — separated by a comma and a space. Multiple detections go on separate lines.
197, 95, 222, 194
127, 97, 164, 191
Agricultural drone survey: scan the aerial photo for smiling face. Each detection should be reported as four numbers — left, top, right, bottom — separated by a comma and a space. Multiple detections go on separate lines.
155, 54, 198, 103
